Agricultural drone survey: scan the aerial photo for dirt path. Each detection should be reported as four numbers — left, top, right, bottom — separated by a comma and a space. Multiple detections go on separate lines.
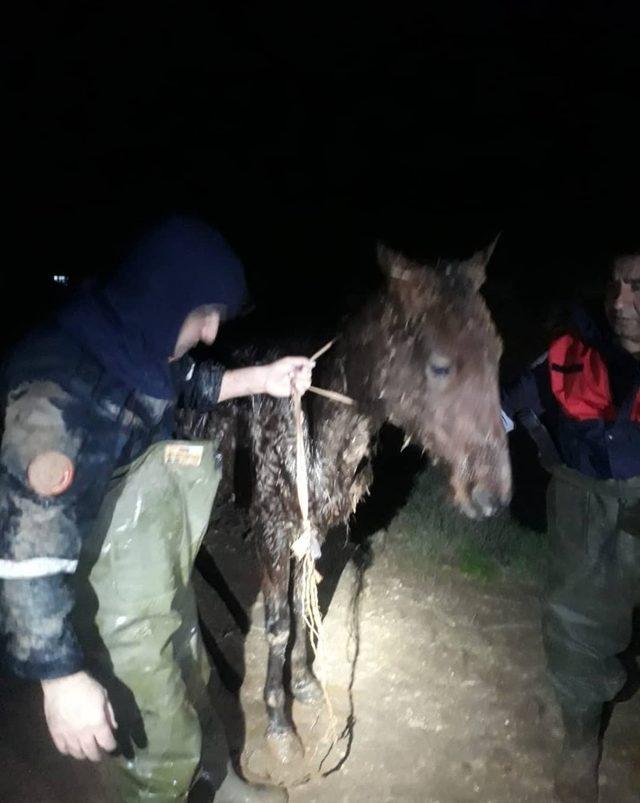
0, 514, 637, 802
198, 518, 640, 803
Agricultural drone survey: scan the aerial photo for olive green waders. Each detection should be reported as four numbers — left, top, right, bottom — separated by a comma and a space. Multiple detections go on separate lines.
543, 465, 640, 727
74, 440, 221, 802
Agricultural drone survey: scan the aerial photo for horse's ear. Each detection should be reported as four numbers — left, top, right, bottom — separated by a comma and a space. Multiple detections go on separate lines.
377, 242, 418, 280
460, 232, 501, 290
378, 242, 439, 318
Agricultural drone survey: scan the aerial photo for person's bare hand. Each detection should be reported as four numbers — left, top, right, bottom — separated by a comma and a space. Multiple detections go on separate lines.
262, 357, 314, 398
41, 671, 118, 762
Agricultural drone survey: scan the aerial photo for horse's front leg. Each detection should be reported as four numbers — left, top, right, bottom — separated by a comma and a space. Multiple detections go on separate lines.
259, 534, 304, 763
291, 557, 324, 705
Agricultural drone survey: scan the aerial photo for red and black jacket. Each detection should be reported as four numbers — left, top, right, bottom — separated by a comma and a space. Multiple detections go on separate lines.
502, 307, 640, 480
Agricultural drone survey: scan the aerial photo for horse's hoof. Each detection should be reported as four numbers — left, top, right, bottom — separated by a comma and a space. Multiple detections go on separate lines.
292, 674, 324, 705
265, 727, 304, 764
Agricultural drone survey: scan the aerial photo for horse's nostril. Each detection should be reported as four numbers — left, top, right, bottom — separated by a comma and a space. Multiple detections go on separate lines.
471, 486, 502, 517
471, 486, 492, 508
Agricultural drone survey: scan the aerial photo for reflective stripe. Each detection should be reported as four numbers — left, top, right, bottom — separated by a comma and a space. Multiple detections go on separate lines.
530, 350, 549, 369
501, 409, 515, 433
0, 557, 78, 579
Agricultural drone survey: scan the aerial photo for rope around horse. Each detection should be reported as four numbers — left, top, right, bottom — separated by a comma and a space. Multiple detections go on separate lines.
290, 338, 355, 775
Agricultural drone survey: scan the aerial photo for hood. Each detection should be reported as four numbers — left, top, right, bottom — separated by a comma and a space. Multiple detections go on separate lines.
57, 215, 248, 399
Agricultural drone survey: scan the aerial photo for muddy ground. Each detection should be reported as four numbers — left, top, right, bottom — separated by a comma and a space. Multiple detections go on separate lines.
197, 509, 640, 803
1, 505, 638, 802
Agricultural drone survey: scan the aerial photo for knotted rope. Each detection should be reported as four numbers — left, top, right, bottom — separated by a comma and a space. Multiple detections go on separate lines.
289, 339, 355, 768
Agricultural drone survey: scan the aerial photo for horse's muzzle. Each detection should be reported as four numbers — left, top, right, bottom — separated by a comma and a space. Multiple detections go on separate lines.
461, 483, 510, 519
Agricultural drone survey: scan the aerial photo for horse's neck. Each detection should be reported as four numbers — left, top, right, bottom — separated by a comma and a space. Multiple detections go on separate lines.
317, 293, 386, 420
311, 376, 376, 467
308, 301, 386, 519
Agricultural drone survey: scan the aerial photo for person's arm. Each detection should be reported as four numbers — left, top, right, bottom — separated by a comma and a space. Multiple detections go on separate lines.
219, 358, 314, 401
179, 356, 314, 410
0, 377, 123, 761
501, 352, 551, 429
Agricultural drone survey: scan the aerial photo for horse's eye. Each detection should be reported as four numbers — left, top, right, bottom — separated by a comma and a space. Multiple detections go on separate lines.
428, 359, 452, 379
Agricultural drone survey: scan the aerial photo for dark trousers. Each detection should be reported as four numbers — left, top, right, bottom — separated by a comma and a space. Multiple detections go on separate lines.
542, 466, 640, 726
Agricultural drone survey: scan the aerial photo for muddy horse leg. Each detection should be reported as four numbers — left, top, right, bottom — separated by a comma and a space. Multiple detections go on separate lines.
290, 558, 324, 705
260, 540, 304, 762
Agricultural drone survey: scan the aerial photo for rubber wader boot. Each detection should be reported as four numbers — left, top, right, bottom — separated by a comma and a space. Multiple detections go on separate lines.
81, 441, 285, 802
190, 763, 288, 803
553, 709, 601, 803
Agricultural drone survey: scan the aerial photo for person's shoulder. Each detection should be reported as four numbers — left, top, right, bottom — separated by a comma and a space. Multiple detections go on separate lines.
3, 325, 76, 381
545, 301, 608, 349
1, 324, 109, 413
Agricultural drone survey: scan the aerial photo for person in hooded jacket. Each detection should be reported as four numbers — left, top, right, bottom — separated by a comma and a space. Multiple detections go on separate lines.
502, 251, 640, 803
0, 216, 311, 802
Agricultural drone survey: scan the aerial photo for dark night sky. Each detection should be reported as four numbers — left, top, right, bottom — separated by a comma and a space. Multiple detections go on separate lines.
5, 2, 640, 350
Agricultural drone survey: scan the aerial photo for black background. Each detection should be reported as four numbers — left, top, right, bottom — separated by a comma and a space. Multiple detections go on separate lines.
5, 2, 640, 361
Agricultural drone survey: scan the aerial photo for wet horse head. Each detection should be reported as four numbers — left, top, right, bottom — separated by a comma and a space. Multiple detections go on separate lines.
372, 240, 511, 518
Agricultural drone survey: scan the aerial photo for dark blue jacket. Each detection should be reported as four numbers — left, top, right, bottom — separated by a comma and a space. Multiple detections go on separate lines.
0, 326, 225, 679
0, 216, 247, 679
502, 307, 640, 480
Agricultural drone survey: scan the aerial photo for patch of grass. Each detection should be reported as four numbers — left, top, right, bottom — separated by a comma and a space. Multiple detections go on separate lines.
388, 463, 548, 584
456, 543, 501, 583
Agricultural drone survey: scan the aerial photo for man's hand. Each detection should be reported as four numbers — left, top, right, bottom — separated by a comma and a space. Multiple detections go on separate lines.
218, 357, 315, 402
262, 357, 314, 398
41, 671, 118, 761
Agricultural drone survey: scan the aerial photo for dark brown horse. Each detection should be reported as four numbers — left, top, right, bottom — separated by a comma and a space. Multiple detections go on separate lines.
184, 242, 511, 761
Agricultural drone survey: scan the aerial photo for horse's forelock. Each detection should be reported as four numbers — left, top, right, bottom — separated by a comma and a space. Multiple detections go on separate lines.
382, 263, 499, 359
